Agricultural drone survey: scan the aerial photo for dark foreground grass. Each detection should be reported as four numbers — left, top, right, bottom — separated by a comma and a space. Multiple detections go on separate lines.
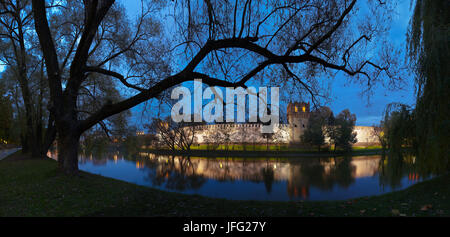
0, 152, 448, 217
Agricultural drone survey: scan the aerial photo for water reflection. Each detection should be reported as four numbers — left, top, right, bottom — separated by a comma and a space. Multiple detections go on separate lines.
49, 150, 434, 201
146, 155, 207, 191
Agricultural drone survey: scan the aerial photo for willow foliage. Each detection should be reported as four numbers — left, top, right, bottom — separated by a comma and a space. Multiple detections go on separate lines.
383, 103, 416, 153
407, 0, 450, 172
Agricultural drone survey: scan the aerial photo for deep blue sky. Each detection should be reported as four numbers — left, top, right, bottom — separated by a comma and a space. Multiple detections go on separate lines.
122, 0, 416, 128
326, 0, 416, 126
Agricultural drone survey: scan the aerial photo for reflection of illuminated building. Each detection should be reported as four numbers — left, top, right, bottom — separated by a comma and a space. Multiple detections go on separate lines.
136, 161, 144, 169
48, 150, 427, 199
54, 150, 385, 197
287, 185, 309, 199
285, 157, 379, 199
352, 158, 379, 178
408, 173, 420, 181
139, 153, 381, 195
301, 186, 308, 198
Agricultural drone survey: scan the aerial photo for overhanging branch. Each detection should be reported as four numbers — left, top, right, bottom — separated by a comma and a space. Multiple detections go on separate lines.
84, 66, 146, 92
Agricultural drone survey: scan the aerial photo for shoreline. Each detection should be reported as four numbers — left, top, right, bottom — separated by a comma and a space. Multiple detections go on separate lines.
141, 148, 384, 158
0, 151, 448, 217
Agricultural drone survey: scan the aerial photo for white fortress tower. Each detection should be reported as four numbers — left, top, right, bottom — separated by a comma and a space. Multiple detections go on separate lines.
287, 102, 310, 143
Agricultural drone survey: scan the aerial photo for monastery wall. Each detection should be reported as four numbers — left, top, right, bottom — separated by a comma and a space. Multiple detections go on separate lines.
191, 123, 292, 144
189, 123, 379, 146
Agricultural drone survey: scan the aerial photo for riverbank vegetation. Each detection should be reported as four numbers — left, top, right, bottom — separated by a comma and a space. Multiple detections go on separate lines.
0, 152, 448, 217
302, 108, 358, 153
141, 147, 383, 159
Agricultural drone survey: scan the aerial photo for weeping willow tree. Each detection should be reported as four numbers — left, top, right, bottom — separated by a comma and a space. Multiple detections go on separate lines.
407, 0, 450, 173
383, 103, 416, 154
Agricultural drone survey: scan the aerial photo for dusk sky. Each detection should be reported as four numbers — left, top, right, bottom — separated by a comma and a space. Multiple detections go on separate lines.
123, 0, 417, 129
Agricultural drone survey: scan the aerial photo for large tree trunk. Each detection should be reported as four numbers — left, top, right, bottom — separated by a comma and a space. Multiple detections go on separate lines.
20, 84, 55, 159
16, 12, 42, 158
55, 104, 81, 174
57, 129, 80, 175
19, 77, 39, 157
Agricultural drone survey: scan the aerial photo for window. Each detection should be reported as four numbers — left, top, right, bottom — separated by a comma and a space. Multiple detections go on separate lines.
295, 106, 298, 112
302, 106, 306, 112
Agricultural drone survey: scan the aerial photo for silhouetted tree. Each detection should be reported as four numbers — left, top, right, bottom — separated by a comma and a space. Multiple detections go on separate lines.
383, 103, 416, 154
148, 116, 203, 151
261, 166, 275, 193
328, 109, 357, 152
0, 83, 13, 144
372, 122, 387, 150
29, 0, 400, 174
0, 0, 55, 157
302, 106, 333, 151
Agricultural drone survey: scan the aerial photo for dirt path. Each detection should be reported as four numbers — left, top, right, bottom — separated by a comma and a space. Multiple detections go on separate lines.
0, 148, 22, 161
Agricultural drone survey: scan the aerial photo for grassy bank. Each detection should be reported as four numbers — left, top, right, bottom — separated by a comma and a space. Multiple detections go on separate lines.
167, 144, 382, 152
0, 152, 448, 217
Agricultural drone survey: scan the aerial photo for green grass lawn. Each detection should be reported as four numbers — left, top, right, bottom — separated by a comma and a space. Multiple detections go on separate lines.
191, 144, 381, 152
0, 152, 448, 217
151, 144, 382, 155
175, 144, 381, 152
190, 144, 295, 151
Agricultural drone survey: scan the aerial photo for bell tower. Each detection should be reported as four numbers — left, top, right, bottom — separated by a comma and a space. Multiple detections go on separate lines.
287, 102, 310, 143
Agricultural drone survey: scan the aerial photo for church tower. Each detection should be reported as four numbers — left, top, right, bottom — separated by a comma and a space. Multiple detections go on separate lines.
287, 102, 310, 143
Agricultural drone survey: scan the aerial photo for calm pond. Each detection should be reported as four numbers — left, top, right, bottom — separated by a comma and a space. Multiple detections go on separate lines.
60, 151, 432, 201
